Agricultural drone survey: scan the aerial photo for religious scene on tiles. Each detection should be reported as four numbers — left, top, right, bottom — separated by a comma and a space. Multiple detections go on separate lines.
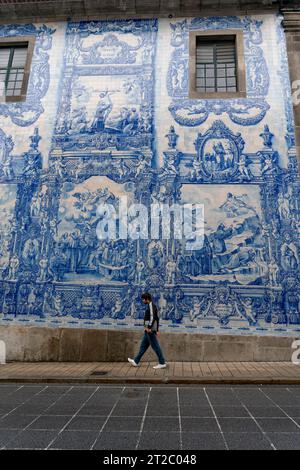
0, 16, 299, 333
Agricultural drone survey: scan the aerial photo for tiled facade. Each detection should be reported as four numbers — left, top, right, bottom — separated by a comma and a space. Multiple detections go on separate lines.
0, 14, 299, 337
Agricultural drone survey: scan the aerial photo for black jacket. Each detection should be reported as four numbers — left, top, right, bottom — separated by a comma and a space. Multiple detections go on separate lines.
143, 302, 159, 332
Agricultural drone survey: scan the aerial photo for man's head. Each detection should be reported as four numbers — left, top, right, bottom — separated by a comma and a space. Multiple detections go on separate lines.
141, 292, 152, 304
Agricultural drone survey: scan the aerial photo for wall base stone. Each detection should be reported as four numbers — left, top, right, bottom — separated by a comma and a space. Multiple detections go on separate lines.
0, 326, 297, 362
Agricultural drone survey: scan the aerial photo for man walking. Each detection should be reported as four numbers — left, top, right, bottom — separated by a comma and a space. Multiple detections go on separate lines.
128, 292, 167, 369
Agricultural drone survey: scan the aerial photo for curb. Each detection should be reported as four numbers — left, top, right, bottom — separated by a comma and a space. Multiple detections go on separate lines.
1, 377, 300, 385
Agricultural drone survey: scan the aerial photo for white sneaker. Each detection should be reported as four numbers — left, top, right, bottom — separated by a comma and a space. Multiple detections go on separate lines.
153, 364, 167, 369
128, 358, 139, 367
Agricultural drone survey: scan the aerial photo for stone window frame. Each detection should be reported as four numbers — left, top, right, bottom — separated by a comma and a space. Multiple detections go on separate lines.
0, 36, 35, 103
189, 29, 246, 99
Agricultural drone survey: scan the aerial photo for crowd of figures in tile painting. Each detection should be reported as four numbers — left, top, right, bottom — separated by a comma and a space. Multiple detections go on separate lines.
0, 16, 299, 331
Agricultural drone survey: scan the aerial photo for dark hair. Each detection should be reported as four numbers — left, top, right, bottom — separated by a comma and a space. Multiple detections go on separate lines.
141, 292, 152, 301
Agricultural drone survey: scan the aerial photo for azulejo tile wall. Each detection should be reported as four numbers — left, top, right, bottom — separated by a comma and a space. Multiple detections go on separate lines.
0, 15, 299, 336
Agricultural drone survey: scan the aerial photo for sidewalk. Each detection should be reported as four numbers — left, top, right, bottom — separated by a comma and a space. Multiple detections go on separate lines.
0, 361, 300, 384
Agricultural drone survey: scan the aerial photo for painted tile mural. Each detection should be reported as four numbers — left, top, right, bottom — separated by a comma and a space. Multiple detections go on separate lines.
0, 15, 299, 336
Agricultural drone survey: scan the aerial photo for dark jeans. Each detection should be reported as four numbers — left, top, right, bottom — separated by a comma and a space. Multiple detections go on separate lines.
134, 331, 166, 365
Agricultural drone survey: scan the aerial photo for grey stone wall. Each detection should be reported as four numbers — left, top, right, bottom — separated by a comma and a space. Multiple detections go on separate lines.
0, 325, 297, 362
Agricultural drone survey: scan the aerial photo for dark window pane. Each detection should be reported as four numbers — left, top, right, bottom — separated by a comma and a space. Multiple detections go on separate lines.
197, 45, 214, 63
0, 48, 10, 67
226, 67, 235, 77
196, 78, 205, 87
206, 68, 214, 78
12, 47, 27, 67
206, 77, 215, 87
227, 77, 236, 87
217, 77, 226, 87
196, 69, 205, 78
8, 72, 16, 81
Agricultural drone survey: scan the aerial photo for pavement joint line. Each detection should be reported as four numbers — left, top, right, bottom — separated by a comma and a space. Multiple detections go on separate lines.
230, 386, 277, 450
135, 387, 151, 451
90, 386, 126, 450
12, 414, 299, 420
203, 387, 229, 450
259, 387, 300, 431
286, 387, 300, 399
45, 385, 100, 450
0, 384, 74, 450
0, 384, 49, 421
177, 387, 182, 451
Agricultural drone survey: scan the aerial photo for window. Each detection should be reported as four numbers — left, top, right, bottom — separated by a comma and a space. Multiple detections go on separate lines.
189, 30, 246, 99
0, 45, 27, 97
0, 37, 35, 102
196, 36, 237, 93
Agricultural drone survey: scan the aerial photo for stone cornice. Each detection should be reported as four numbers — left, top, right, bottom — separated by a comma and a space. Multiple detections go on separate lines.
0, 0, 282, 24
282, 9, 300, 32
